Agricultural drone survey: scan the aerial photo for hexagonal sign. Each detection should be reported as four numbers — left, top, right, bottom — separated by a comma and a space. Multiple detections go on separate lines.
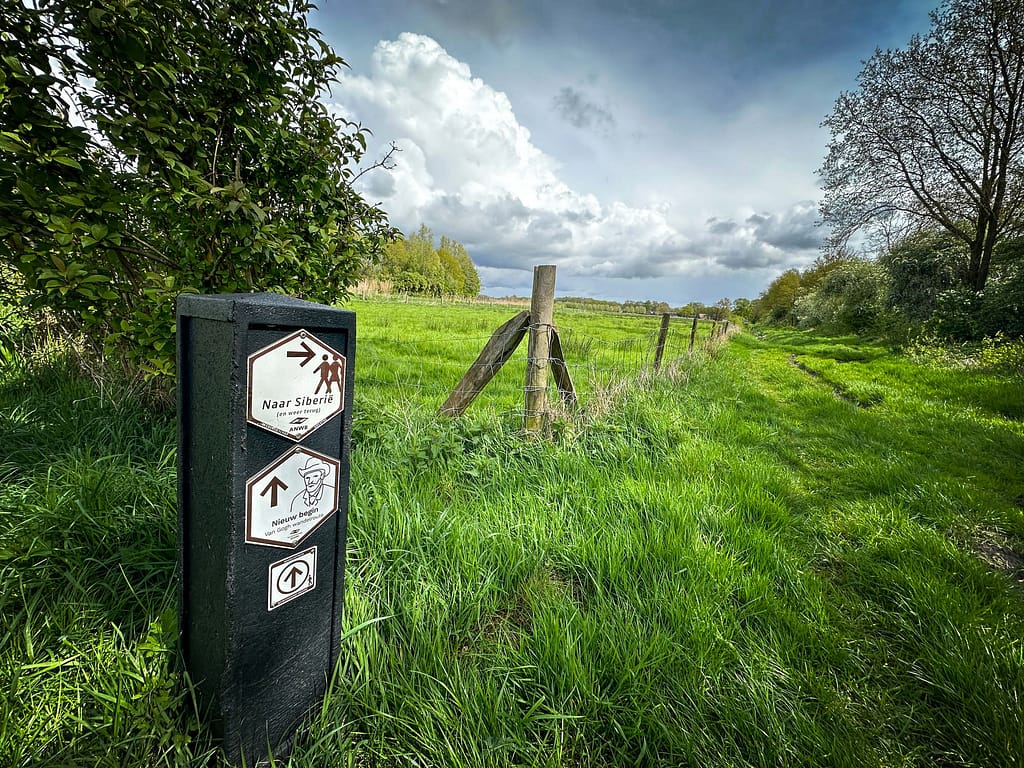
247, 329, 346, 440
245, 446, 340, 548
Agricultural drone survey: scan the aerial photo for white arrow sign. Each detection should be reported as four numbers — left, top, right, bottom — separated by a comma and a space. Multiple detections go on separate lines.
247, 329, 346, 440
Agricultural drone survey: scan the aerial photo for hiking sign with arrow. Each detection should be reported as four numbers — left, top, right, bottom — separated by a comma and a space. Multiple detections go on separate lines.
247, 329, 346, 440
177, 293, 355, 763
245, 445, 340, 548
268, 546, 317, 610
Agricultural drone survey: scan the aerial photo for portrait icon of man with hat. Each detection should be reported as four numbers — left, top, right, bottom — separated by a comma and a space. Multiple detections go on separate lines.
290, 455, 335, 518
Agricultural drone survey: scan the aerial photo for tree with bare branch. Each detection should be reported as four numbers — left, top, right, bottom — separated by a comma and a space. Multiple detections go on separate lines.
820, 0, 1024, 293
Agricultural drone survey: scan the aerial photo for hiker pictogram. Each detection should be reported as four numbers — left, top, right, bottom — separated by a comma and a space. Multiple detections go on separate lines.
313, 354, 344, 395
247, 329, 346, 440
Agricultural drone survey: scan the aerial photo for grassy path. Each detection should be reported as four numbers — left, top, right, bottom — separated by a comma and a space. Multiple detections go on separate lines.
0, 323, 1022, 766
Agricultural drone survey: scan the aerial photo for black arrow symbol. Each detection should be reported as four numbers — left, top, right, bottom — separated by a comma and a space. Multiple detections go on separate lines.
283, 564, 305, 590
287, 341, 315, 367
260, 476, 288, 507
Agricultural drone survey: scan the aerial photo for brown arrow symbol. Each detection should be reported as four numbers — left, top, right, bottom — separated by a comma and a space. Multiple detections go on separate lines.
283, 564, 306, 590
287, 341, 315, 367
260, 476, 288, 507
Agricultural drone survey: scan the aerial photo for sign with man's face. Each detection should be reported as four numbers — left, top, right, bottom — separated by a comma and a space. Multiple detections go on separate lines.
244, 446, 340, 548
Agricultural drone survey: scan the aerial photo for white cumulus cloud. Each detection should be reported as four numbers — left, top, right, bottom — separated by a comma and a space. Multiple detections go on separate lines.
334, 33, 821, 295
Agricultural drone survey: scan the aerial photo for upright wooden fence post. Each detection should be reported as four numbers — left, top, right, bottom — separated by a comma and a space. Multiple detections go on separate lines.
689, 316, 699, 352
653, 313, 671, 371
525, 265, 556, 435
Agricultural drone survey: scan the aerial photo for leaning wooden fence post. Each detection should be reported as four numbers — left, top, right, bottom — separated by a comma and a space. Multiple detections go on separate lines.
549, 328, 578, 409
653, 313, 671, 372
525, 265, 556, 435
438, 310, 530, 417
688, 316, 699, 352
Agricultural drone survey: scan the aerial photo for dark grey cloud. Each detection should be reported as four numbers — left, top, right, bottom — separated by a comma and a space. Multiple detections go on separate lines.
747, 205, 822, 250
362, 168, 395, 200
562, 208, 598, 224
575, 233, 693, 279
416, 194, 573, 269
552, 87, 616, 132
527, 215, 572, 244
706, 217, 739, 235
688, 202, 824, 270
588, 0, 933, 76
714, 245, 794, 270
416, 0, 540, 43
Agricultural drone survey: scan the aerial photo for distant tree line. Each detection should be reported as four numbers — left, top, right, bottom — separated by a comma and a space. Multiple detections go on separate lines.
747, 230, 1024, 341
364, 225, 480, 297
555, 297, 671, 315
554, 296, 735, 320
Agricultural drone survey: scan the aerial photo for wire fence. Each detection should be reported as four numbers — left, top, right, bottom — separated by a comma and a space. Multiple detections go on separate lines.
353, 302, 732, 423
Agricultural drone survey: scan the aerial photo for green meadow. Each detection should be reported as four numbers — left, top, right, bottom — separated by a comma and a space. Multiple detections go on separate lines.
1, 298, 1022, 767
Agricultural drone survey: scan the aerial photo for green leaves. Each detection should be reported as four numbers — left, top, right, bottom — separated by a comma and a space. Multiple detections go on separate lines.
49, 155, 81, 170
374, 227, 482, 299
2, 0, 396, 377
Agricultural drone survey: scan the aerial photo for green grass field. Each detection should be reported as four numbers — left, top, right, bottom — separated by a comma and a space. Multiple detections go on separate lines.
1, 299, 1022, 767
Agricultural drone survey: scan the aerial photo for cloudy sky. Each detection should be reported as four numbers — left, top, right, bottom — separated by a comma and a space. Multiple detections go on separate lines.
314, 0, 937, 305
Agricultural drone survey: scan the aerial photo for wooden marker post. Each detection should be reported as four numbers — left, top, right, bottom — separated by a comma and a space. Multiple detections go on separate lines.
524, 265, 556, 435
176, 294, 354, 765
689, 316, 699, 352
653, 313, 671, 371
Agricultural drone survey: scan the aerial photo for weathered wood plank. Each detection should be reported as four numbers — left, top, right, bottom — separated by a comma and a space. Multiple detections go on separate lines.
549, 327, 578, 409
524, 266, 556, 435
653, 313, 671, 371
438, 310, 530, 417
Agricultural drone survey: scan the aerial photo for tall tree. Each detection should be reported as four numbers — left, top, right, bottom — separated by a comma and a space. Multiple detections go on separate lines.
440, 235, 480, 297
820, 0, 1024, 292
752, 269, 801, 324
1, 0, 394, 374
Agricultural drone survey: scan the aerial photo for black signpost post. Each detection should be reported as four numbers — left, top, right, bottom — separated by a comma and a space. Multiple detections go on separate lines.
176, 293, 354, 764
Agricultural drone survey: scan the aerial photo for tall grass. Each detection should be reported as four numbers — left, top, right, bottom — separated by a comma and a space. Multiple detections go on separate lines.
1, 307, 1022, 766
0, 347, 214, 766
311, 322, 1024, 767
